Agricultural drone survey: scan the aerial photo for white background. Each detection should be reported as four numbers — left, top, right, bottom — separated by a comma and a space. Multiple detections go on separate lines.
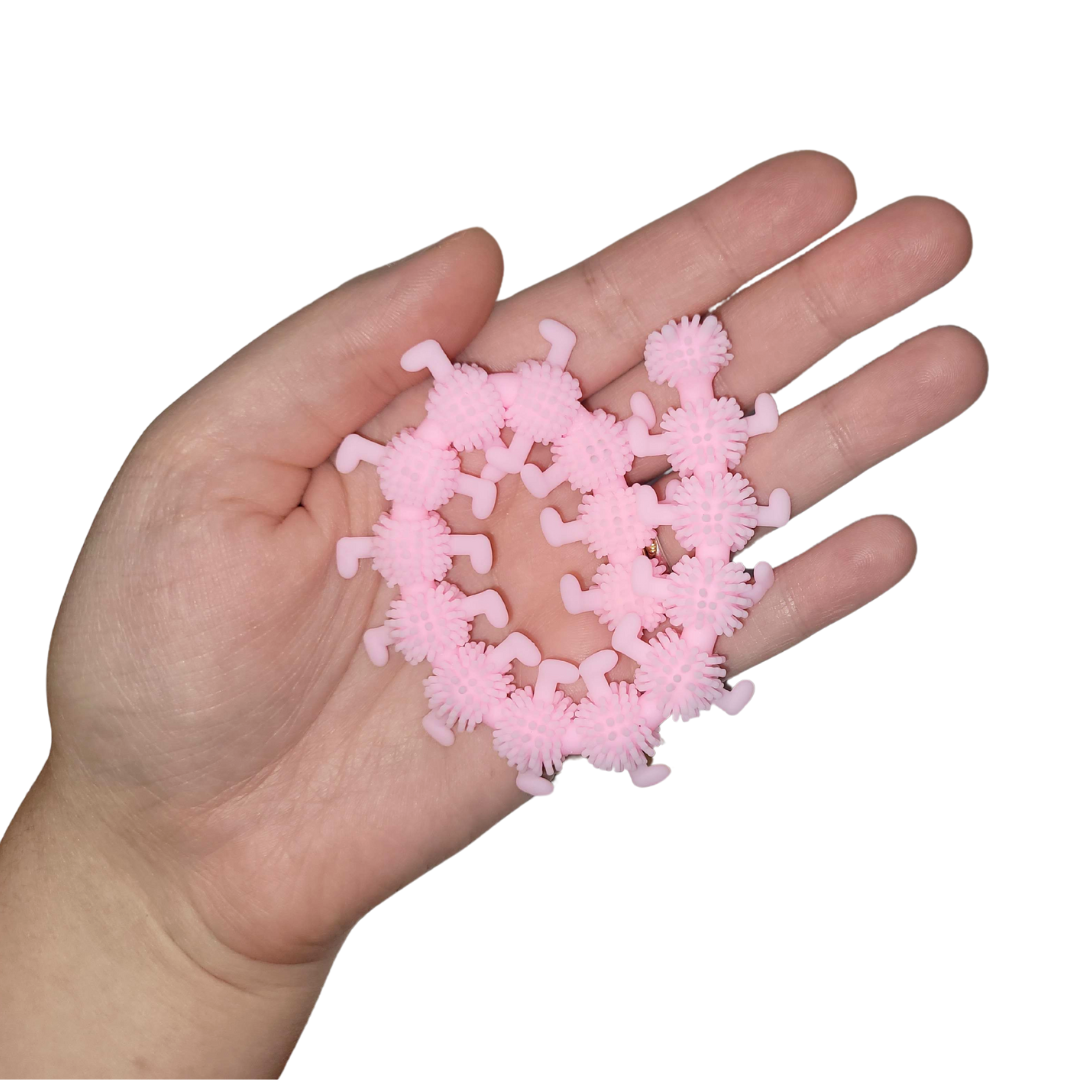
2, 3, 1076, 1077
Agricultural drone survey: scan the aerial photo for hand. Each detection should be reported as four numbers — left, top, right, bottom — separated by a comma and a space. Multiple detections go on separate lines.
3, 152, 985, 1075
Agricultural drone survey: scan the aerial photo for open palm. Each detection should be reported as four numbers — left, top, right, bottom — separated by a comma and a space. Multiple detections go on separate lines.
46, 152, 984, 968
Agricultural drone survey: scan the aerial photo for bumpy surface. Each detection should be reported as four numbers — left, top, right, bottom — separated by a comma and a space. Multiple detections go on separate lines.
333, 314, 791, 793
425, 363, 504, 452
386, 582, 470, 664
491, 686, 577, 778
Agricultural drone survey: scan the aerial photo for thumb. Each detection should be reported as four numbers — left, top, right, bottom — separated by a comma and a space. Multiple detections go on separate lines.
155, 227, 504, 484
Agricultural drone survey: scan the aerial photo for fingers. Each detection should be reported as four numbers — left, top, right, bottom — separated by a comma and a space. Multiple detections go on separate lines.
739, 325, 988, 516
590, 195, 973, 421
153, 228, 504, 498
724, 515, 917, 676
460, 151, 857, 394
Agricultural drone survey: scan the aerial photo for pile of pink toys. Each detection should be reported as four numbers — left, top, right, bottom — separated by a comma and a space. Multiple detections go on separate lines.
334, 315, 789, 795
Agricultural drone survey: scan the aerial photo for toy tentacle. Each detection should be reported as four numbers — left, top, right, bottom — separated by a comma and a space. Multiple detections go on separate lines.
400, 339, 455, 380
629, 391, 657, 428
485, 429, 533, 476
453, 471, 498, 520
491, 632, 541, 668
460, 589, 509, 628
749, 562, 775, 604
756, 488, 792, 529
538, 318, 577, 371
635, 483, 677, 526
628, 762, 671, 787
362, 625, 393, 667
335, 535, 375, 579
717, 680, 755, 715
631, 554, 670, 599
611, 614, 651, 665
517, 773, 555, 796
539, 507, 588, 548
534, 659, 579, 702
448, 533, 492, 573
560, 574, 601, 615
627, 416, 670, 458
745, 392, 779, 437
422, 710, 456, 746
520, 459, 569, 498
578, 649, 618, 699
334, 433, 385, 474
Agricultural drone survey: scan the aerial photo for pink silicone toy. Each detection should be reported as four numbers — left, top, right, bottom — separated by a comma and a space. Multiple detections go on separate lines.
333, 313, 790, 793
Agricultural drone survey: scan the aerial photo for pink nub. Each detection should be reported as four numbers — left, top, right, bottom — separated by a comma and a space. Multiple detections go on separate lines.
424, 641, 514, 733
551, 409, 634, 493
643, 314, 733, 387
661, 397, 748, 477
634, 629, 727, 722
669, 471, 758, 554
575, 681, 660, 773
592, 559, 667, 632
664, 556, 754, 638
371, 511, 452, 586
505, 360, 582, 443
377, 430, 460, 510
491, 686, 576, 778
386, 582, 470, 664
426, 363, 505, 452
579, 485, 656, 563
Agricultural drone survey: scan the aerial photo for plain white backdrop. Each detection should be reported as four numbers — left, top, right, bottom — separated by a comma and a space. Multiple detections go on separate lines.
2, 2, 1076, 1077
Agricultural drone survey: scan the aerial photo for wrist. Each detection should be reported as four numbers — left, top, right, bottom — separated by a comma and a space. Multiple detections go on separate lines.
0, 762, 331, 1077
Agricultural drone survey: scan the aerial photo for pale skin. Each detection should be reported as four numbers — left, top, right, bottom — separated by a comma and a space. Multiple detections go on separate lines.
0, 152, 986, 1078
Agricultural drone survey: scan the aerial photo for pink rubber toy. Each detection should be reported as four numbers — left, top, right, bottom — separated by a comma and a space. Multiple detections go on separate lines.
332, 313, 790, 794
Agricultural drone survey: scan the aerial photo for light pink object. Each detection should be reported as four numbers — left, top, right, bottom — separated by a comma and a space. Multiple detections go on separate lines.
521, 408, 634, 497
483, 320, 582, 480
362, 581, 510, 667
422, 633, 542, 743
573, 650, 669, 786
400, 342, 506, 453
489, 659, 580, 795
331, 314, 790, 791
637, 473, 791, 560
632, 554, 774, 638
643, 314, 732, 395
540, 482, 656, 563
628, 392, 779, 476
560, 558, 667, 632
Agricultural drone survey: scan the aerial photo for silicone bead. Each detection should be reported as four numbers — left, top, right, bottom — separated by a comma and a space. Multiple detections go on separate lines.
488, 659, 580, 795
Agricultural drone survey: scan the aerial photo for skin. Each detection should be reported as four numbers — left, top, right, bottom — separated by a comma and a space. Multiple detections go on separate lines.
0, 151, 986, 1078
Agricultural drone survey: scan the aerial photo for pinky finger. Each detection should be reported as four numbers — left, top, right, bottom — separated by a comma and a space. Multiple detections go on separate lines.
724, 515, 917, 677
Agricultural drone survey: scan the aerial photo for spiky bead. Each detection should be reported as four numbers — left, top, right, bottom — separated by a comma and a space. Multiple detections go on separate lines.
668, 471, 758, 555
424, 641, 514, 733
377, 429, 460, 510
551, 409, 634, 494
634, 629, 726, 721
371, 511, 452, 586
644, 314, 733, 388
575, 681, 660, 772
661, 396, 748, 477
664, 556, 755, 638
592, 558, 667, 632
579, 484, 656, 563
490, 685, 576, 778
425, 363, 505, 452
386, 582, 470, 664
505, 359, 582, 444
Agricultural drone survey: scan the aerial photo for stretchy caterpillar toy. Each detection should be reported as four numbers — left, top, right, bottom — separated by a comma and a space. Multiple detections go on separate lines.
334, 313, 790, 794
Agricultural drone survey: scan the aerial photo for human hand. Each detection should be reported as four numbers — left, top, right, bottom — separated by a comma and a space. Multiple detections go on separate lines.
3, 151, 984, 1076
